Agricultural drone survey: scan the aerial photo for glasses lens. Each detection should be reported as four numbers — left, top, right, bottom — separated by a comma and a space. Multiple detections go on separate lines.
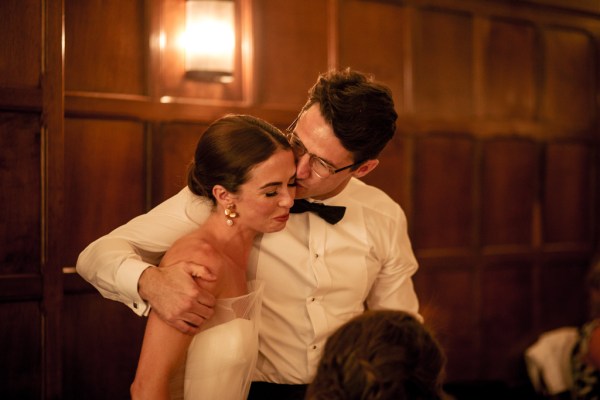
310, 157, 333, 178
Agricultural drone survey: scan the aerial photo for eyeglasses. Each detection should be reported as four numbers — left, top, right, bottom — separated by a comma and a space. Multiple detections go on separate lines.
285, 117, 363, 178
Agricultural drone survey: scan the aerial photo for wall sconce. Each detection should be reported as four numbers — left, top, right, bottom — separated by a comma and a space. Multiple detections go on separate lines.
184, 0, 235, 83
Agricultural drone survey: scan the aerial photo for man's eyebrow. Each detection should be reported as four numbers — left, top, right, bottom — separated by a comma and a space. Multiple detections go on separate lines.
294, 130, 337, 167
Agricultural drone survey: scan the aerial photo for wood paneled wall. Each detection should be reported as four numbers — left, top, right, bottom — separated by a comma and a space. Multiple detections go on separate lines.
1, 0, 599, 397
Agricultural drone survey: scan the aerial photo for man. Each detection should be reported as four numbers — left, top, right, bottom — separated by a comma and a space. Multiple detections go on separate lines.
77, 68, 420, 400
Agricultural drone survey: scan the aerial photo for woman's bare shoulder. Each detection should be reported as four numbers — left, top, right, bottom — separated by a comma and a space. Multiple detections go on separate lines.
162, 230, 221, 266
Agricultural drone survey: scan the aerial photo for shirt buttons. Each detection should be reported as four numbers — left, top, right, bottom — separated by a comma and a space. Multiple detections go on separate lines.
312, 345, 317, 350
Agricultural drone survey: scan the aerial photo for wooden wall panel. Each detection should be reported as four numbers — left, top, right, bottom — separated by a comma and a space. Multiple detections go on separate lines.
481, 261, 533, 380
64, 119, 146, 265
481, 139, 537, 246
65, 0, 146, 94
414, 264, 478, 381
414, 135, 474, 249
543, 142, 592, 244
0, 0, 41, 89
539, 258, 588, 331
339, 0, 407, 112
151, 122, 207, 204
0, 302, 42, 398
253, 0, 329, 108
360, 136, 408, 208
482, 19, 536, 119
0, 112, 41, 274
413, 8, 473, 118
62, 292, 146, 400
540, 28, 596, 131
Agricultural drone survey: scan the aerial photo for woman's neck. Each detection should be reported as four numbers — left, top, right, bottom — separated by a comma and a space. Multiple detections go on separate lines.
202, 213, 257, 267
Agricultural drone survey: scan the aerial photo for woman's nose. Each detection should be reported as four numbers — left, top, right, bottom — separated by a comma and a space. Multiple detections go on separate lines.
280, 186, 295, 208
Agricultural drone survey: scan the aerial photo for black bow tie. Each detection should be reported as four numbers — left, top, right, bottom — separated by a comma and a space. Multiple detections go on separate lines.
290, 199, 346, 225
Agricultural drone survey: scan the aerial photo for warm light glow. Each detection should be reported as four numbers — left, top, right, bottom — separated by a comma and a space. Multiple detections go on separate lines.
159, 31, 166, 51
184, 0, 235, 81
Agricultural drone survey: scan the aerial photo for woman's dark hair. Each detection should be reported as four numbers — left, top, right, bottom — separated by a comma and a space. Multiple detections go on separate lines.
306, 310, 446, 400
187, 114, 290, 204
300, 68, 398, 164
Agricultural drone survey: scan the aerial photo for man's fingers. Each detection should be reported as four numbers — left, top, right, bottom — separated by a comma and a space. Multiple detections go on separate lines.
193, 302, 215, 321
171, 319, 199, 335
186, 263, 217, 281
194, 288, 217, 310
173, 310, 213, 335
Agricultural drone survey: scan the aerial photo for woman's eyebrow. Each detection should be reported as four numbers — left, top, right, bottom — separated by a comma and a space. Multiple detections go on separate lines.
258, 181, 283, 190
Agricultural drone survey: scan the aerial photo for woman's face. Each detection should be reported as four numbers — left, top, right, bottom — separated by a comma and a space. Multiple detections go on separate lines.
234, 149, 296, 233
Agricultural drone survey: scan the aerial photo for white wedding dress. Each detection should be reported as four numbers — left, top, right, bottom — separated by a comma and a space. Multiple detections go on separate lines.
170, 281, 264, 400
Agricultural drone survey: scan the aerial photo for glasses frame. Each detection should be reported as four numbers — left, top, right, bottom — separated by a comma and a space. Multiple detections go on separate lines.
285, 115, 363, 178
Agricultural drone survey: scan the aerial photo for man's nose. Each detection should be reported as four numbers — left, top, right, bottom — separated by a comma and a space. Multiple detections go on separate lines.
295, 154, 312, 179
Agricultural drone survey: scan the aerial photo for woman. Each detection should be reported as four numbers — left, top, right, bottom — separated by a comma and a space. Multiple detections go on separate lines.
306, 310, 446, 400
130, 114, 296, 400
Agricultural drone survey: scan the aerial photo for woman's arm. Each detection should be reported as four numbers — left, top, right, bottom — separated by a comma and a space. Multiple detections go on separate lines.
130, 235, 223, 399
130, 311, 193, 400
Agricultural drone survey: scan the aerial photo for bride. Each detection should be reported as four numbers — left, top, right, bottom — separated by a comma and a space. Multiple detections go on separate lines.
130, 114, 296, 400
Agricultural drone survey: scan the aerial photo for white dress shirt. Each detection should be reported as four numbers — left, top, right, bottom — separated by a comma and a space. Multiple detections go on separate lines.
77, 177, 420, 384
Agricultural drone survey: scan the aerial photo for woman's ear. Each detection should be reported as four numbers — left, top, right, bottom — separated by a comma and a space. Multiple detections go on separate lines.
212, 185, 235, 207
352, 159, 379, 179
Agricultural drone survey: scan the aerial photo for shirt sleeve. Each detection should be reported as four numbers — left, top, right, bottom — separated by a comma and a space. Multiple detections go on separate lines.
365, 204, 422, 321
76, 187, 208, 316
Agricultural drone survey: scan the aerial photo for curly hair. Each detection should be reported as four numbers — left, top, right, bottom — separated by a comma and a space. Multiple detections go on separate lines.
306, 310, 446, 400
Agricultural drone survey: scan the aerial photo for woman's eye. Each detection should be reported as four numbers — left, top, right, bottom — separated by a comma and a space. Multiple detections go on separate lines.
265, 191, 278, 197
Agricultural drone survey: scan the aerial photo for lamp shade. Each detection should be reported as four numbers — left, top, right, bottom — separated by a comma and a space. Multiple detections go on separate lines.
184, 0, 235, 82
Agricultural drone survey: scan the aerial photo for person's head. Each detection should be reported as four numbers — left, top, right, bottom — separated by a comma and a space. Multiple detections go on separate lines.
287, 68, 398, 200
306, 310, 446, 400
187, 114, 296, 233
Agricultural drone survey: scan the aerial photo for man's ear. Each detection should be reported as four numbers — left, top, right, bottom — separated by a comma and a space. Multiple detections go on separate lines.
212, 185, 235, 206
352, 159, 379, 179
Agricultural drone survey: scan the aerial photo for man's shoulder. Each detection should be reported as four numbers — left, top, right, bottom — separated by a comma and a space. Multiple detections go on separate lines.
345, 178, 400, 211
158, 187, 212, 225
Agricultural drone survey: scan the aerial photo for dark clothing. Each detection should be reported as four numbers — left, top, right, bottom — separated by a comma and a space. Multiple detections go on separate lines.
572, 320, 600, 400
248, 382, 308, 400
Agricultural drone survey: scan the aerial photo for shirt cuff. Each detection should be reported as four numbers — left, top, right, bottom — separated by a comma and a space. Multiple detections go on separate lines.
116, 258, 153, 316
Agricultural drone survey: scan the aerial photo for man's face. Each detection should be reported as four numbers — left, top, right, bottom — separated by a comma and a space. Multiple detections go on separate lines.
290, 104, 357, 200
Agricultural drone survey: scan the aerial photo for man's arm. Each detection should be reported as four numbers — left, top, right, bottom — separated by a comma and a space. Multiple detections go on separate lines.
366, 204, 421, 320
76, 188, 217, 333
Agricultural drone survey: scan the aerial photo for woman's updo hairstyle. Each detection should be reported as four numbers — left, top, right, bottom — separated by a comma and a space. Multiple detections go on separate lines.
187, 114, 291, 204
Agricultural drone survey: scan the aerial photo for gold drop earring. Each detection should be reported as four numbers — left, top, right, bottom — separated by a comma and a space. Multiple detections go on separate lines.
224, 203, 238, 227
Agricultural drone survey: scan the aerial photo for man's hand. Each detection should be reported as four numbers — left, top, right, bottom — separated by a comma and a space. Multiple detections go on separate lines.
138, 262, 217, 334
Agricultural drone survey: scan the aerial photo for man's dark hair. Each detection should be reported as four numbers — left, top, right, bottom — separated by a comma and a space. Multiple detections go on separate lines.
301, 68, 398, 163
